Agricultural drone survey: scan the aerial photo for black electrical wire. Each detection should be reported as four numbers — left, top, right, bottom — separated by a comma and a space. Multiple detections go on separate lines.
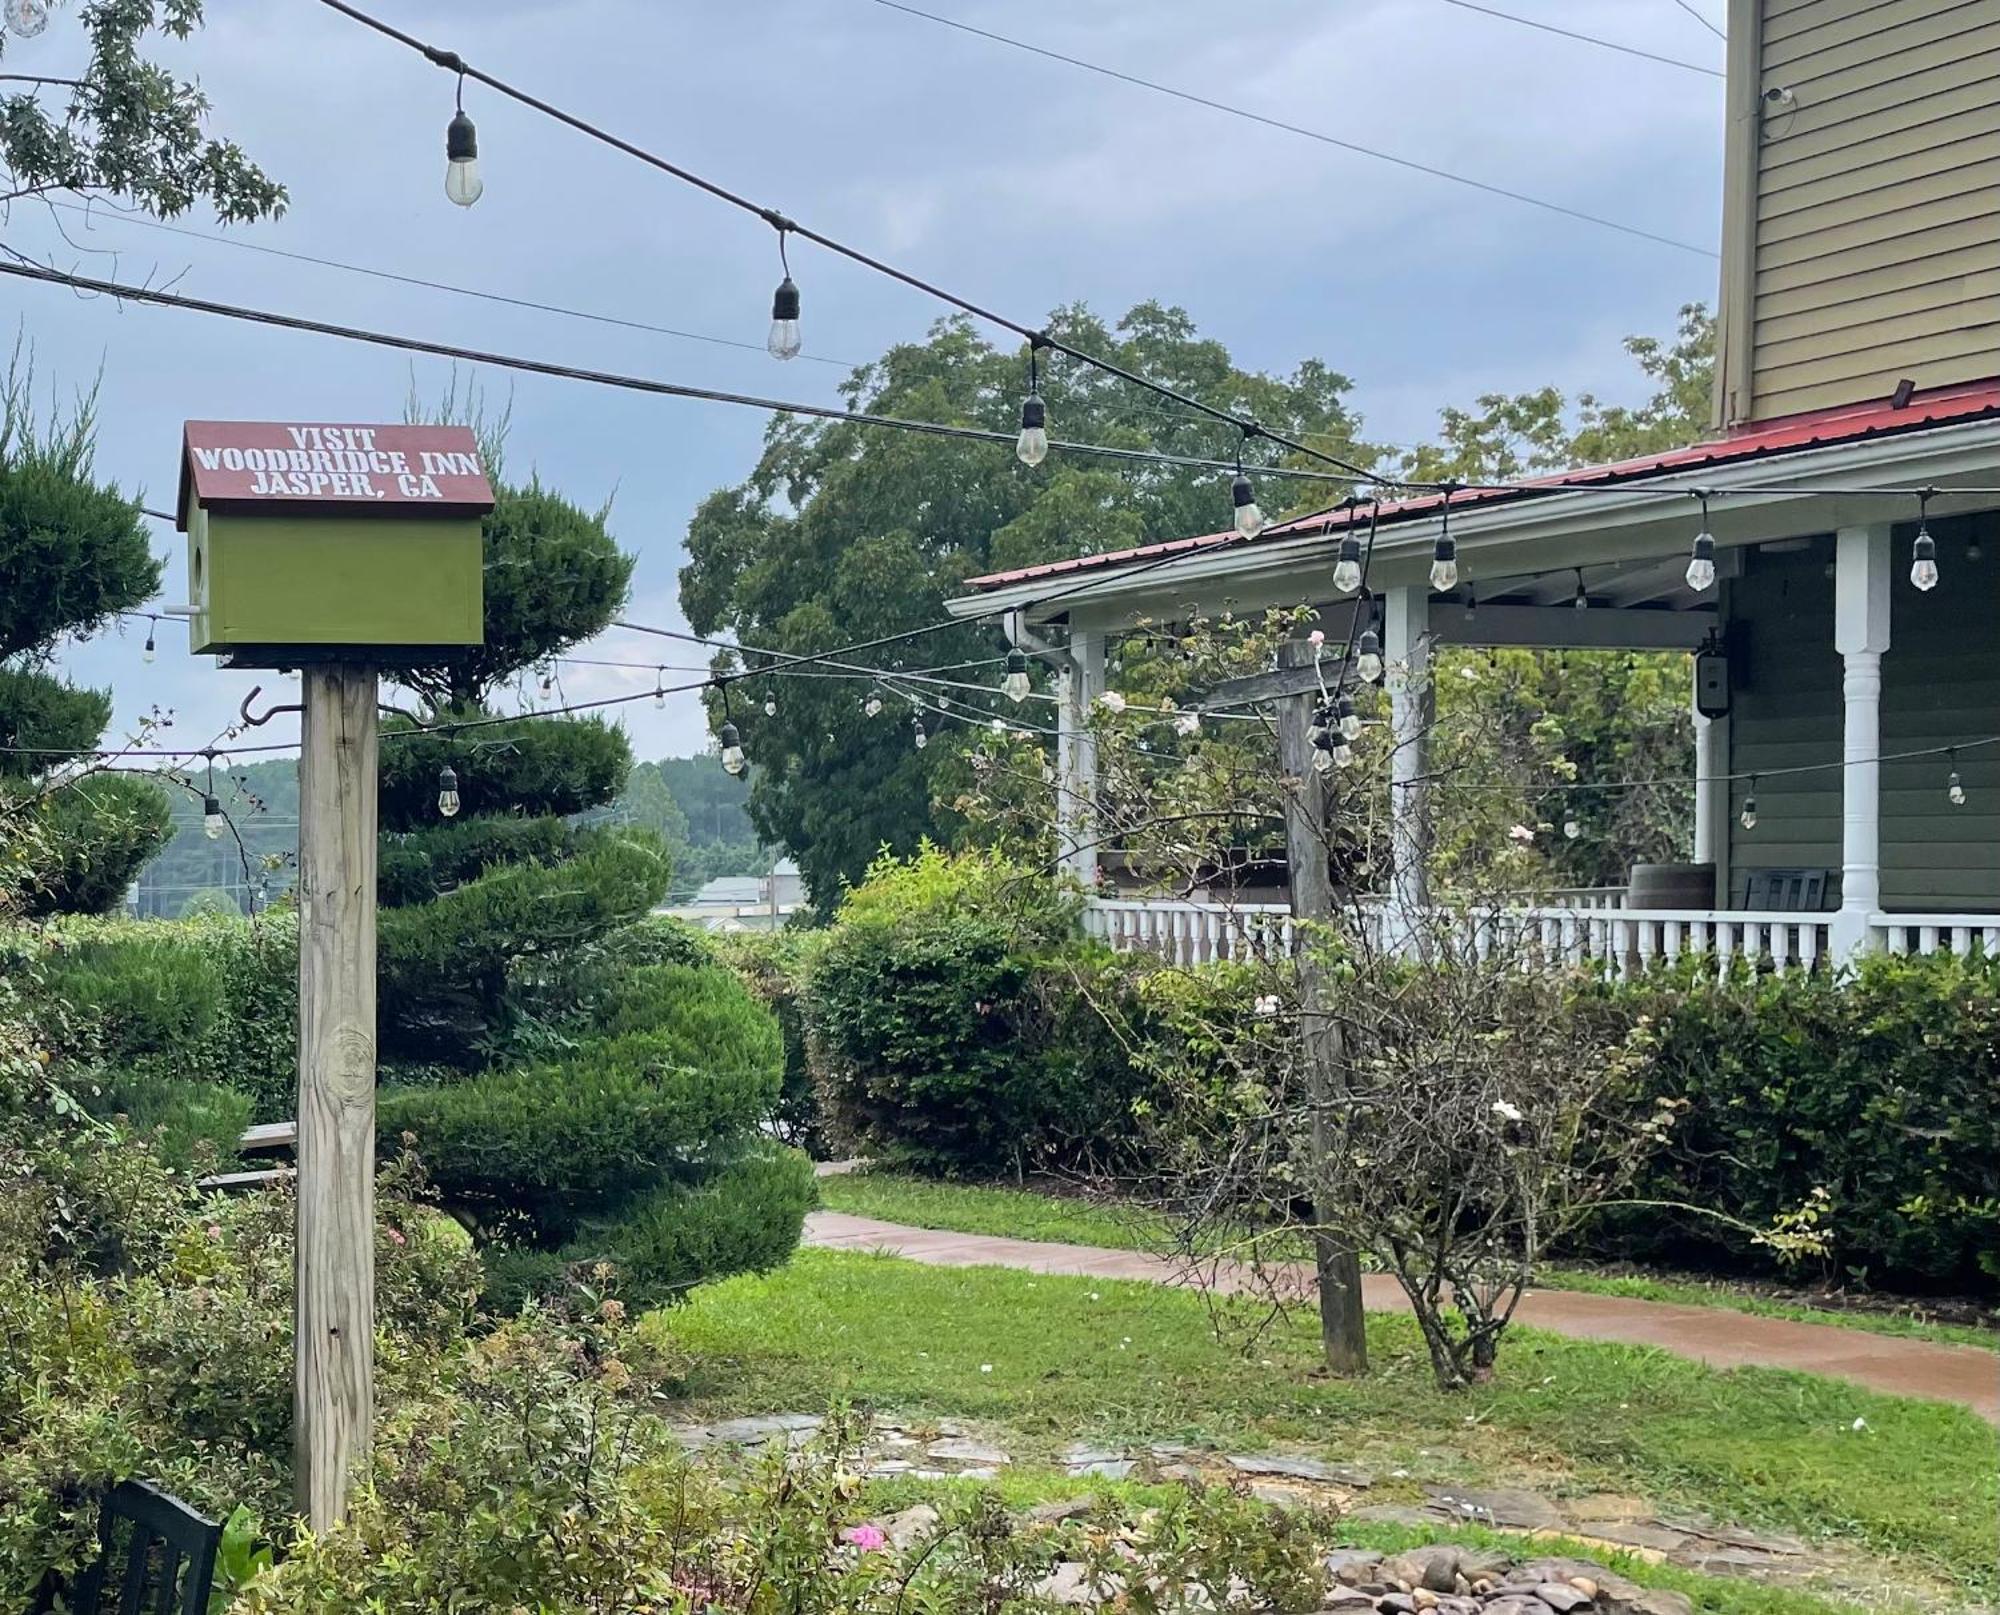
1438, 0, 1722, 76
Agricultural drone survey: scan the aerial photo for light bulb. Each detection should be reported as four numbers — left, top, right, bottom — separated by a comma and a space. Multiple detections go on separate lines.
768, 276, 802, 361
142, 621, 157, 663
1357, 630, 1383, 685
1429, 538, 1458, 593
989, 718, 1007, 735
202, 796, 224, 840
1332, 534, 1363, 594
445, 111, 482, 207
1573, 579, 1590, 611
764, 698, 777, 717
1016, 396, 1048, 467
437, 766, 461, 819
1337, 696, 1361, 742
1312, 744, 1335, 776
653, 684, 666, 710
1948, 770, 1966, 807
1740, 796, 1758, 831
1910, 528, 1938, 591
719, 721, 746, 776
1002, 649, 1032, 703
1231, 473, 1265, 539
1686, 530, 1716, 592
914, 724, 929, 750
1563, 818, 1581, 840
1333, 736, 1354, 769
5, 0, 50, 38
864, 695, 883, 718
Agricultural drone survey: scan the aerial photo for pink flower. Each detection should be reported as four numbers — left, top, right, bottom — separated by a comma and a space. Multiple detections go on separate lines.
386, 1227, 407, 1246
205, 1224, 223, 1240
841, 1525, 888, 1552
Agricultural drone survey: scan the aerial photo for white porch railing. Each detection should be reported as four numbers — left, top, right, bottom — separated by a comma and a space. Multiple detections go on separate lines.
1083, 897, 1992, 974
1873, 913, 2000, 957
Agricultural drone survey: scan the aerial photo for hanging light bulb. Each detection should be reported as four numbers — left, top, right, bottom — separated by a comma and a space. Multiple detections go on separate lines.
764, 697, 778, 717
767, 277, 802, 361
444, 74, 483, 207
1334, 732, 1355, 769
1307, 703, 1331, 750
540, 669, 554, 696
653, 670, 666, 710
1429, 492, 1458, 592
864, 694, 883, 718
1332, 531, 1363, 595
719, 721, 746, 776
913, 715, 929, 750
142, 616, 157, 663
1686, 493, 1717, 592
1312, 732, 1336, 776
1463, 582, 1477, 622
1337, 694, 1362, 742
1572, 569, 1590, 611
1563, 817, 1581, 840
1002, 649, 1032, 703
1016, 393, 1048, 468
202, 795, 225, 840
1947, 750, 1966, 807
1910, 490, 1939, 591
5, 0, 50, 39
1356, 624, 1384, 686
437, 765, 461, 819
1231, 468, 1266, 539
1740, 778, 1758, 831
989, 717, 1007, 735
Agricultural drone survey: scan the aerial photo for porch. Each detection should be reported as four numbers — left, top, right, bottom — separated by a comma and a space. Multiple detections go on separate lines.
953, 384, 2000, 972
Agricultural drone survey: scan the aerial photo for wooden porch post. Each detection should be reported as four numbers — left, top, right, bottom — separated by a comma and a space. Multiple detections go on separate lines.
1057, 627, 1104, 890
294, 664, 380, 1530
1832, 525, 1890, 962
1383, 587, 1433, 949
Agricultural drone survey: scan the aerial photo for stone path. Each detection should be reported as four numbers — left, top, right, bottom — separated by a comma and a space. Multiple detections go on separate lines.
803, 1211, 2000, 1423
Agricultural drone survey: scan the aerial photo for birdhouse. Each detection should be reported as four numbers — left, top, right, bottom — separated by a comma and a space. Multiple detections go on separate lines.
177, 421, 494, 668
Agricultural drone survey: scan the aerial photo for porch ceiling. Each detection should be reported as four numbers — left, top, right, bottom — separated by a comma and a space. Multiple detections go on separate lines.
951, 405, 2000, 632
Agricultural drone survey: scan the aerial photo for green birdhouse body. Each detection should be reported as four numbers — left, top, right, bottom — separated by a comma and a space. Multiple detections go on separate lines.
178, 421, 493, 668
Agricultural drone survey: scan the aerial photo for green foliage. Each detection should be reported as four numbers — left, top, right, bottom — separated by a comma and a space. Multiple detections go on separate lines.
376, 713, 631, 832
378, 814, 574, 908
14, 774, 172, 917
0, 667, 109, 778
593, 962, 783, 1078
804, 847, 1135, 1174
721, 928, 831, 1153
1603, 952, 2000, 1293
680, 304, 1371, 907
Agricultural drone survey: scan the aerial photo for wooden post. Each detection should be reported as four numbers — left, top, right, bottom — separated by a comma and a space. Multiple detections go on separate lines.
294, 663, 379, 1530
1272, 645, 1369, 1376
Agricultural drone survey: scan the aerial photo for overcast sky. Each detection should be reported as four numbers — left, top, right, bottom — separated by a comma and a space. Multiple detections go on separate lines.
19, 0, 1725, 762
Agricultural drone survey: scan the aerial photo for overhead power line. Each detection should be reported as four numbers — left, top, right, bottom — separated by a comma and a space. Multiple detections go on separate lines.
0, 258, 1357, 486
1438, 0, 1722, 76
1668, 0, 1728, 42
856, 0, 1717, 256
310, 0, 1390, 482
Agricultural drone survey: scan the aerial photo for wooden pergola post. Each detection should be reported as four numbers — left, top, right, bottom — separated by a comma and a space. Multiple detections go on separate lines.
294, 663, 380, 1530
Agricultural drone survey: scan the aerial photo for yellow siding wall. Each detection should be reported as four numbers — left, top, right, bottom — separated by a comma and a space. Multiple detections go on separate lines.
1720, 0, 2000, 423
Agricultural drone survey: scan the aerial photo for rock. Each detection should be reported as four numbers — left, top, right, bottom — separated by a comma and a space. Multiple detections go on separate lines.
1582, 1524, 1688, 1555
1248, 1483, 1314, 1510
1318, 1591, 1375, 1611
1666, 1547, 1796, 1577
1566, 1578, 1599, 1599
1412, 1589, 1440, 1609
1158, 1463, 1202, 1482
927, 1437, 1010, 1466
1027, 1495, 1097, 1525
1347, 1506, 1441, 1528
1609, 1594, 1692, 1615
864, 1461, 913, 1477
1378, 1595, 1417, 1614
1384, 1547, 1463, 1593
1565, 1495, 1650, 1524
704, 1413, 823, 1446
1325, 1550, 1385, 1586
1483, 1599, 1554, 1615
1532, 1583, 1593, 1612
1034, 1561, 1111, 1606
1071, 1458, 1134, 1480
956, 1467, 1000, 1481
1455, 1548, 1513, 1580
879, 1504, 939, 1551
1228, 1453, 1375, 1487
1149, 1442, 1196, 1459
1424, 1487, 1566, 1532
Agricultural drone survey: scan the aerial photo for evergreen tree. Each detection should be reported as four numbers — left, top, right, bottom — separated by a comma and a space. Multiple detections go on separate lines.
0, 363, 170, 915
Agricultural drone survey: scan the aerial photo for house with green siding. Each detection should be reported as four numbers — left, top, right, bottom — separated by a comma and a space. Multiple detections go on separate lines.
950, 0, 1999, 970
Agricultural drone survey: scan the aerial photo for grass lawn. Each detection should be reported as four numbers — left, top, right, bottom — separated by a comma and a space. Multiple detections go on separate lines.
648, 1249, 2000, 1600
816, 1170, 1998, 1351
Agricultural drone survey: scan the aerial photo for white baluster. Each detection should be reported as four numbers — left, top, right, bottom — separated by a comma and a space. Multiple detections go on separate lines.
1919, 924, 1940, 956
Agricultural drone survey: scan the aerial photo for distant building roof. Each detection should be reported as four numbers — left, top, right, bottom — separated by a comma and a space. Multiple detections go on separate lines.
693, 877, 763, 906
771, 856, 800, 876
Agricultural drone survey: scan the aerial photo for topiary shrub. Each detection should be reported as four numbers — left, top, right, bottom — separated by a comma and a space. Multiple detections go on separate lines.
720, 928, 829, 1155
1596, 950, 2000, 1294
802, 846, 1138, 1175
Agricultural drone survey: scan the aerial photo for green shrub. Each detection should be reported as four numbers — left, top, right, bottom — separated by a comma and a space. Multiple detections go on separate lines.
721, 928, 830, 1154
593, 962, 782, 1079
13, 775, 172, 917
803, 847, 1137, 1175
1598, 950, 2000, 1293
378, 815, 574, 908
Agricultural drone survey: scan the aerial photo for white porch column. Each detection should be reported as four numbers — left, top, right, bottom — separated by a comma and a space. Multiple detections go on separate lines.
1692, 689, 1728, 903
1383, 586, 1433, 933
1056, 626, 1103, 890
1832, 524, 1891, 962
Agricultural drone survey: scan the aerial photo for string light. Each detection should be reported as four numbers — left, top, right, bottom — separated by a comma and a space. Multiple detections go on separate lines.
5, 0, 50, 39
1910, 488, 1938, 591
444, 73, 483, 207
1740, 776, 1758, 831
653, 668, 666, 709
1002, 649, 1032, 703
1337, 694, 1361, 741
863, 693, 883, 718
1312, 728, 1337, 776
1563, 817, 1581, 839
1429, 486, 1458, 592
1686, 491, 1716, 592
764, 696, 778, 716
1356, 604, 1384, 685
767, 227, 802, 361
913, 714, 929, 750
437, 765, 461, 817
142, 616, 157, 663
1572, 568, 1590, 611
1231, 448, 1266, 539
1947, 749, 1965, 807
1332, 529, 1363, 595
1016, 349, 1048, 467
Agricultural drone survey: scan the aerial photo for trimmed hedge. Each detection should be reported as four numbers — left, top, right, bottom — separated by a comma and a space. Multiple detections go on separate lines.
1601, 951, 2000, 1293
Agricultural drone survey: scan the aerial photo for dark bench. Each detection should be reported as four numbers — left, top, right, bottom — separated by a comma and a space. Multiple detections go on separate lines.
29, 1480, 220, 1615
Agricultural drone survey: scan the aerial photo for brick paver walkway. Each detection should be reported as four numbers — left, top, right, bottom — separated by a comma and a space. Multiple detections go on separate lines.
804, 1211, 2000, 1423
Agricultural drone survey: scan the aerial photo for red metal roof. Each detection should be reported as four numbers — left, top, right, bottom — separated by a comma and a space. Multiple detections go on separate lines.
961, 378, 2000, 593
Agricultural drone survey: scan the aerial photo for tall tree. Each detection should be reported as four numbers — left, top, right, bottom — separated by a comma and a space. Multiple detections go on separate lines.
681, 303, 1371, 908
0, 359, 170, 914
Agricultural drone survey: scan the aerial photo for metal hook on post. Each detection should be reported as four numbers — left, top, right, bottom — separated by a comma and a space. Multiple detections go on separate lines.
239, 685, 306, 729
